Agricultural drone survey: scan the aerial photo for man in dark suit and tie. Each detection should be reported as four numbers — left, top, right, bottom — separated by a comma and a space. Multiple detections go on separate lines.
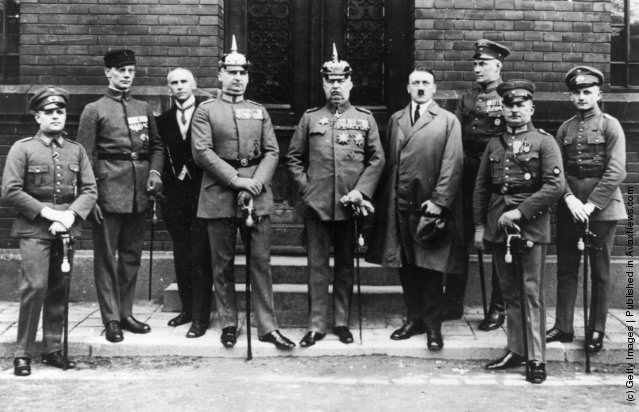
156, 68, 212, 338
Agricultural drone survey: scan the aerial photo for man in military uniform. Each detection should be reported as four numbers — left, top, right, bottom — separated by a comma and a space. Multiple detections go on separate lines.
191, 36, 295, 351
156, 68, 212, 338
2, 87, 97, 376
77, 49, 164, 343
474, 80, 565, 383
451, 39, 510, 328
286, 45, 385, 347
546, 66, 627, 353
366, 67, 464, 351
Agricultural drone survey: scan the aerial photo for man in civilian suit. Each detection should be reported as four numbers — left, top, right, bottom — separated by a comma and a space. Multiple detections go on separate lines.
156, 68, 212, 338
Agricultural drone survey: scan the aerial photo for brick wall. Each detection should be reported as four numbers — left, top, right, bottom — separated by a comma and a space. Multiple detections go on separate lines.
415, 0, 611, 91
18, 0, 223, 87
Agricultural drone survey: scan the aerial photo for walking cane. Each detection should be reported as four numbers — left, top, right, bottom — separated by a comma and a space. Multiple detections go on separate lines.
505, 229, 533, 379
578, 220, 595, 374
148, 199, 158, 301
353, 210, 366, 344
59, 232, 74, 371
477, 251, 488, 318
239, 193, 255, 361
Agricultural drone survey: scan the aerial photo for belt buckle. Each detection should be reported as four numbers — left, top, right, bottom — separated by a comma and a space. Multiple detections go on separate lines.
240, 158, 248, 167
130, 152, 138, 160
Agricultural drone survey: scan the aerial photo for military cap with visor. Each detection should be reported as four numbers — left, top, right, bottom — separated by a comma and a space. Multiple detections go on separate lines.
473, 39, 511, 61
29, 86, 69, 112
320, 43, 352, 80
497, 79, 535, 105
564, 65, 604, 90
104, 49, 136, 68
219, 35, 250, 70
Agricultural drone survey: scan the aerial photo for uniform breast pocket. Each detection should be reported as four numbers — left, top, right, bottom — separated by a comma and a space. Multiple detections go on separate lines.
69, 164, 79, 195
489, 155, 502, 179
586, 133, 606, 158
27, 165, 49, 186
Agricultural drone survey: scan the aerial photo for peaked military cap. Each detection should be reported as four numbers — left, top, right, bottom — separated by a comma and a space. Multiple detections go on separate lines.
219, 35, 250, 70
29, 86, 69, 112
497, 79, 535, 104
473, 39, 511, 61
564, 65, 604, 90
320, 43, 352, 80
104, 49, 136, 68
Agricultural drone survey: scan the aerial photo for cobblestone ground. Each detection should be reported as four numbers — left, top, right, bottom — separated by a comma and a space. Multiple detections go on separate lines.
0, 356, 634, 412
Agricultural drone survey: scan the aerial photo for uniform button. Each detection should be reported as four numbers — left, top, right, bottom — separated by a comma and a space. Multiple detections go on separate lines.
505, 175, 509, 178
56, 189, 61, 193
56, 181, 61, 185
57, 165, 61, 169
57, 173, 62, 177
505, 167, 509, 170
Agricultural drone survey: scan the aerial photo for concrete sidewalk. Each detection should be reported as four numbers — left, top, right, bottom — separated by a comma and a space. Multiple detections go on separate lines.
0, 301, 633, 365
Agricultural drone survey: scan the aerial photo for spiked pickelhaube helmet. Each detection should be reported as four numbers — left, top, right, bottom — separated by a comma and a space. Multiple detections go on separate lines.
320, 43, 352, 80
219, 35, 250, 70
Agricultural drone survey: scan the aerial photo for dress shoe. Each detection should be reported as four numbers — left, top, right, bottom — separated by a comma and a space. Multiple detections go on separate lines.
478, 307, 505, 331
526, 361, 546, 384
333, 326, 354, 344
485, 351, 526, 370
545, 327, 574, 343
105, 321, 123, 343
168, 312, 192, 327
299, 331, 325, 347
221, 326, 237, 348
41, 350, 76, 370
259, 330, 296, 351
121, 316, 151, 334
186, 321, 207, 338
426, 328, 444, 351
587, 330, 604, 353
13, 357, 31, 377
390, 320, 426, 340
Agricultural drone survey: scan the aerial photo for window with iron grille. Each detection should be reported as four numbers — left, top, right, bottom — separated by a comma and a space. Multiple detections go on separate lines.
0, 0, 19, 83
611, 0, 639, 88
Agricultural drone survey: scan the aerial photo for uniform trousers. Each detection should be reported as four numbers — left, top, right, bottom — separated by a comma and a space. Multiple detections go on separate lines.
93, 211, 145, 325
555, 207, 617, 334
15, 238, 68, 358
207, 216, 277, 337
492, 242, 546, 362
304, 217, 355, 333
162, 200, 211, 322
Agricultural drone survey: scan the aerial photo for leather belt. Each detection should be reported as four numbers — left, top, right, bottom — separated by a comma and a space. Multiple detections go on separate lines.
34, 195, 74, 204
222, 157, 262, 168
490, 184, 538, 195
566, 164, 603, 179
97, 152, 149, 161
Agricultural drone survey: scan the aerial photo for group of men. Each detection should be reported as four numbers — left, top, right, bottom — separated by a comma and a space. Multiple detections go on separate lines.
1, 38, 626, 384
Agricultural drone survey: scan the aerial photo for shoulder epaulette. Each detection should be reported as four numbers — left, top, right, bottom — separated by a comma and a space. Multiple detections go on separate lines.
305, 107, 321, 114
245, 99, 263, 107
603, 113, 615, 120
355, 106, 372, 115
16, 136, 33, 143
199, 97, 217, 105
537, 128, 551, 136
64, 137, 79, 145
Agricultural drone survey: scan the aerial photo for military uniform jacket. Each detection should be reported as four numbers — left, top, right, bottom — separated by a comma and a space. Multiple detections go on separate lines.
1, 131, 97, 239
366, 102, 465, 274
455, 80, 505, 158
286, 102, 385, 221
191, 94, 279, 218
473, 123, 565, 244
156, 100, 205, 204
76, 88, 164, 214
556, 108, 627, 222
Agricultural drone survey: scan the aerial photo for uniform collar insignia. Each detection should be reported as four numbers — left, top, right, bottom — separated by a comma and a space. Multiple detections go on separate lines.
222, 93, 244, 104
36, 131, 65, 147
506, 123, 528, 135
107, 87, 131, 101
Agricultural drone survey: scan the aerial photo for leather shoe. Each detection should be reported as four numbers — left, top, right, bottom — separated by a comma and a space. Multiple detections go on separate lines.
259, 330, 296, 351
41, 350, 76, 370
121, 316, 151, 334
546, 327, 574, 343
485, 351, 526, 370
587, 330, 604, 353
390, 320, 426, 340
105, 321, 123, 343
168, 312, 192, 327
13, 357, 31, 377
299, 331, 325, 347
221, 326, 237, 348
333, 326, 354, 344
526, 361, 546, 384
478, 307, 505, 331
186, 321, 207, 338
426, 328, 444, 351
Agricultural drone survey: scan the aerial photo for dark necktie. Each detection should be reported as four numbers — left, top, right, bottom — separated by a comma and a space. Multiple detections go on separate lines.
413, 104, 421, 125
177, 102, 195, 125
